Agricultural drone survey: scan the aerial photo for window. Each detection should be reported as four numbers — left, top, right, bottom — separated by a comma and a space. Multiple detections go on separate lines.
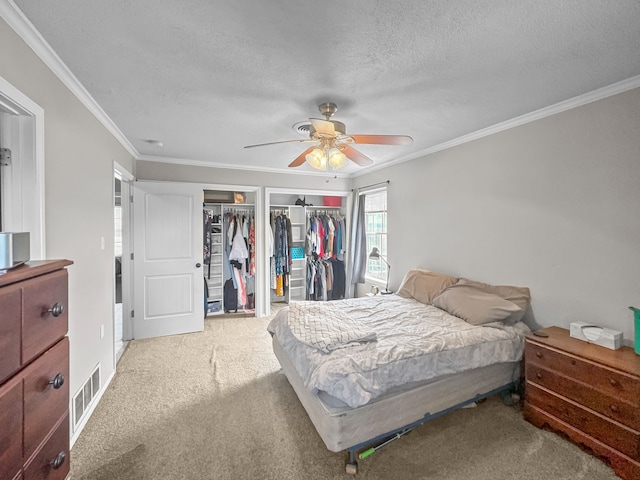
364, 189, 387, 282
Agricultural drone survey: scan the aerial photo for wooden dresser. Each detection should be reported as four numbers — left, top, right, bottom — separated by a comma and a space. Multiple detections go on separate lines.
524, 326, 640, 480
0, 260, 73, 480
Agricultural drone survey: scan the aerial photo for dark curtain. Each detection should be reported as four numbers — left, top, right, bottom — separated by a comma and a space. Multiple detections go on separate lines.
346, 190, 367, 297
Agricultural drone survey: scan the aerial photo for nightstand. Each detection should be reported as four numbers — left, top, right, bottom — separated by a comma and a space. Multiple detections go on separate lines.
523, 326, 640, 480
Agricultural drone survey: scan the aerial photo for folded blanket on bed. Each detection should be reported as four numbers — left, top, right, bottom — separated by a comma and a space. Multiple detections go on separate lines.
287, 301, 377, 353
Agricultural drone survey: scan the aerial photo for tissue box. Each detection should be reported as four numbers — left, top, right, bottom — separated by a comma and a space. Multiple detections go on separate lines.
569, 322, 623, 350
0, 232, 30, 271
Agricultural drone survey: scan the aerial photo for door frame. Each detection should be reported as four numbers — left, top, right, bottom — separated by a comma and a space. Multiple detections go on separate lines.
264, 187, 350, 317
114, 161, 133, 365
201, 182, 263, 315
0, 75, 45, 259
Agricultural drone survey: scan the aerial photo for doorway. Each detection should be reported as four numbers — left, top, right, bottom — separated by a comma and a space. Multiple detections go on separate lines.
114, 164, 133, 362
203, 188, 258, 317
201, 184, 263, 318
265, 188, 350, 317
0, 78, 45, 259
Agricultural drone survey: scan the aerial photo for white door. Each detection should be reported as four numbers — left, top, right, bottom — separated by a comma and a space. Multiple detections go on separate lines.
133, 181, 204, 339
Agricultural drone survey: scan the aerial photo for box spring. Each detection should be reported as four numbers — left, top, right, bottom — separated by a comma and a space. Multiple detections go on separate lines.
273, 336, 519, 452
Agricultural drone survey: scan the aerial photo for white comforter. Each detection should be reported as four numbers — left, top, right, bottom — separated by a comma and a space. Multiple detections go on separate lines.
268, 295, 530, 408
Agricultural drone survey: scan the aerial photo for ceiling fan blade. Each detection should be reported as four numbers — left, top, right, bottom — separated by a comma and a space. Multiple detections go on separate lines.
244, 139, 311, 148
289, 146, 315, 168
309, 118, 335, 135
350, 134, 413, 146
343, 145, 373, 166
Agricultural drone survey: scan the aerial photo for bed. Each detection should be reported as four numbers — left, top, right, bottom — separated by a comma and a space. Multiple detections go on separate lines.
267, 269, 532, 473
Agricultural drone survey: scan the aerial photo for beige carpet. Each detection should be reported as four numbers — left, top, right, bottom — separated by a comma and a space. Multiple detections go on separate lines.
70, 311, 620, 480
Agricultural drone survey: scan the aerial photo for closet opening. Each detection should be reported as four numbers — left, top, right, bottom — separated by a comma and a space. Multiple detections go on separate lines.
267, 190, 349, 316
203, 189, 257, 318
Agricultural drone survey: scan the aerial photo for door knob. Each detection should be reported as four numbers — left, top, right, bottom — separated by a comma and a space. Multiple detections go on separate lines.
47, 302, 65, 317
50, 451, 66, 469
49, 373, 65, 389
195, 263, 202, 268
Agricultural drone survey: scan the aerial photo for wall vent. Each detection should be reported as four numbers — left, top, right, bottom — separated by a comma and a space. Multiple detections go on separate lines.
73, 363, 101, 430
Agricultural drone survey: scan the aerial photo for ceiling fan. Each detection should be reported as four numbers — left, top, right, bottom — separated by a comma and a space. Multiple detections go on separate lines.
244, 102, 413, 170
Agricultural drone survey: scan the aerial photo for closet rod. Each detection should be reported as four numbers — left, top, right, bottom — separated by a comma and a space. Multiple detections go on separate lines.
223, 205, 255, 212
307, 208, 341, 215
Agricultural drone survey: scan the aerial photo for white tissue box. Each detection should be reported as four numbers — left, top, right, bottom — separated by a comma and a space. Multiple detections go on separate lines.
0, 232, 30, 271
569, 322, 623, 350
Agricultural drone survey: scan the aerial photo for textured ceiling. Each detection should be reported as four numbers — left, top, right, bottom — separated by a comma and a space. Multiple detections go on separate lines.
11, 0, 640, 176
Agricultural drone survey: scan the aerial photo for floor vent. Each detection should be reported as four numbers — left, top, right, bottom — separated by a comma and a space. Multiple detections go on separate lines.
73, 364, 101, 430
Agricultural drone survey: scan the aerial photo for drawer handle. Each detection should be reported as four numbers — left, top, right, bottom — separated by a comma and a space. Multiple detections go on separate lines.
47, 302, 65, 317
48, 373, 65, 389
535, 351, 543, 358
609, 378, 619, 387
536, 372, 543, 380
50, 451, 66, 469
610, 404, 619, 413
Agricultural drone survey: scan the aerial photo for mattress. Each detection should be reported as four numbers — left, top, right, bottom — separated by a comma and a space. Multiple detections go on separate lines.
268, 295, 529, 408
273, 334, 520, 452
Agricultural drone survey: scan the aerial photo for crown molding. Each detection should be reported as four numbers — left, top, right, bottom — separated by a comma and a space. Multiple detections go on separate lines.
1, 0, 139, 159
354, 74, 640, 178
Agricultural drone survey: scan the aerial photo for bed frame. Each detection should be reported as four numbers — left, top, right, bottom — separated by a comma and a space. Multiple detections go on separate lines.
273, 336, 521, 474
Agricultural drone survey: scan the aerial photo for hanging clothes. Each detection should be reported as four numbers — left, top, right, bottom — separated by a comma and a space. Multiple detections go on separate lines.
249, 217, 256, 276
304, 210, 346, 301
203, 210, 212, 266
330, 258, 346, 299
234, 266, 247, 308
229, 222, 249, 261
306, 211, 345, 261
271, 212, 292, 298
223, 208, 255, 312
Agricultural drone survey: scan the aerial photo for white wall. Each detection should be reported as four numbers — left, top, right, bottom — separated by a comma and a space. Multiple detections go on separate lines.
354, 87, 640, 343
1, 17, 135, 426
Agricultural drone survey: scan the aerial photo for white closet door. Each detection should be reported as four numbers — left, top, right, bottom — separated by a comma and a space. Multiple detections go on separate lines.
133, 182, 204, 339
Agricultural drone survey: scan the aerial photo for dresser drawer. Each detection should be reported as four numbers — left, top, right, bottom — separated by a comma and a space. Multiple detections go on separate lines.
0, 283, 22, 383
23, 414, 70, 480
23, 337, 69, 460
527, 383, 640, 460
0, 375, 23, 480
526, 362, 640, 431
22, 270, 69, 365
526, 342, 640, 405
525, 402, 640, 480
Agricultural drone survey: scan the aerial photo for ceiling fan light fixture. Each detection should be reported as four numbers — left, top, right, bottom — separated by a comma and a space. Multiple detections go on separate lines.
306, 147, 326, 170
246, 102, 411, 170
328, 147, 346, 169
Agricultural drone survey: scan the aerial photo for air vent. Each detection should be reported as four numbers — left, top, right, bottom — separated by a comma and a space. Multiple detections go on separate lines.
292, 121, 312, 135
73, 364, 101, 430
